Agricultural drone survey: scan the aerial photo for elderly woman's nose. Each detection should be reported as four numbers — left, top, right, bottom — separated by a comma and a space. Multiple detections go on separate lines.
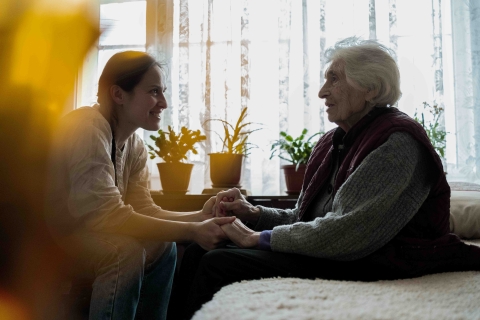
318, 85, 329, 99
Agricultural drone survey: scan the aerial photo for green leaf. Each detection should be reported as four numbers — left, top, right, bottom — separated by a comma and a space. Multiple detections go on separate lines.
147, 125, 206, 162
203, 107, 262, 156
414, 102, 447, 161
270, 129, 323, 165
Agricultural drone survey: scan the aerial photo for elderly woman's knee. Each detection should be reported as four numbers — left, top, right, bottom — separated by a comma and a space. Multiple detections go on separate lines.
198, 249, 236, 274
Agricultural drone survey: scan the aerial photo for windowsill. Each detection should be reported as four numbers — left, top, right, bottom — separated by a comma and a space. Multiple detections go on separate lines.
150, 191, 298, 211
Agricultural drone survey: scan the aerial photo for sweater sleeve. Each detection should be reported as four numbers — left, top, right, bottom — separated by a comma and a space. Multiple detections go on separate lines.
269, 132, 432, 261
253, 192, 303, 231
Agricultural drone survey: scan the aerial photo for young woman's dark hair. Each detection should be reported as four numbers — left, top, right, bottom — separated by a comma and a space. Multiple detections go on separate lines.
97, 51, 161, 106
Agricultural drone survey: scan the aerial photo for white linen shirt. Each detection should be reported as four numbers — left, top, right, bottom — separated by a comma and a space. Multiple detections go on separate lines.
46, 106, 162, 237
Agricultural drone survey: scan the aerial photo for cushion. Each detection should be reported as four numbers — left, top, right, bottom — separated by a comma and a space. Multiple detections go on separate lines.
450, 190, 480, 239
449, 181, 480, 192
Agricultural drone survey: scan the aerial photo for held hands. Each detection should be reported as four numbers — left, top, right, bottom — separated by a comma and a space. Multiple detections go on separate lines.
193, 189, 262, 250
213, 188, 261, 223
192, 216, 236, 251
220, 218, 260, 249
197, 196, 217, 221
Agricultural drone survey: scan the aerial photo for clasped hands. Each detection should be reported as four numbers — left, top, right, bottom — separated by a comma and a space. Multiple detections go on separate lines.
200, 188, 261, 250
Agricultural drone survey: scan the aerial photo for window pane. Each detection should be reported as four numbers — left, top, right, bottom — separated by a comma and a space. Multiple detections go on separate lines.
100, 1, 146, 46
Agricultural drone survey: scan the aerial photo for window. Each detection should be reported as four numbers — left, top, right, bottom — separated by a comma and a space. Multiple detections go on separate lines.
78, 0, 146, 108
79, 0, 480, 194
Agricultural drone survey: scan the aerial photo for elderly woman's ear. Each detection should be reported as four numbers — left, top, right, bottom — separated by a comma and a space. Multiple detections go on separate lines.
365, 88, 378, 104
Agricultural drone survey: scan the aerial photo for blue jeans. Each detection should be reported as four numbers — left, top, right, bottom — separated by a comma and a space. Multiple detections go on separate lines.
62, 231, 176, 320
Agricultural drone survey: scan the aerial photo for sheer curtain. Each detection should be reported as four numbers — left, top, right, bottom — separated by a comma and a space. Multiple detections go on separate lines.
146, 0, 480, 195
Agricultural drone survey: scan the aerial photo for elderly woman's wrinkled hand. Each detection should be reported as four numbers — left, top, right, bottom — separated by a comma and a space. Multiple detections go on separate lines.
192, 216, 236, 251
212, 188, 243, 217
220, 218, 260, 249
212, 188, 261, 223
214, 196, 234, 217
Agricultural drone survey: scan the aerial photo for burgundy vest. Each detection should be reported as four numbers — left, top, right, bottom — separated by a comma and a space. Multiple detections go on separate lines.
299, 107, 480, 274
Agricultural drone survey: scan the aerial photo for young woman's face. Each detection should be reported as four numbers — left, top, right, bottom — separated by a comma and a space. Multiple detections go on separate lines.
121, 65, 167, 131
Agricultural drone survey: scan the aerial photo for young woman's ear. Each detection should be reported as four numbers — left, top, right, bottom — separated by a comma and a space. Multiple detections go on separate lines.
110, 85, 125, 105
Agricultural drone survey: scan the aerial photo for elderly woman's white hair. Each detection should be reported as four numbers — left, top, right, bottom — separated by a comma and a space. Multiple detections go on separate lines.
324, 37, 401, 107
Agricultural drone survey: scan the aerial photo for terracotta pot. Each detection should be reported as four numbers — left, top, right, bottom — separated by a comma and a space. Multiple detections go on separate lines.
209, 153, 244, 188
281, 164, 306, 195
157, 162, 194, 195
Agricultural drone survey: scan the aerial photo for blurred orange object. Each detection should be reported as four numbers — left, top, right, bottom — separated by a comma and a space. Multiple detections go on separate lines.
0, 0, 99, 318
0, 290, 29, 320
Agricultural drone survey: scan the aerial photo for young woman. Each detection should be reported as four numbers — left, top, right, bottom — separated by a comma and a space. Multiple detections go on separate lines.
46, 51, 234, 319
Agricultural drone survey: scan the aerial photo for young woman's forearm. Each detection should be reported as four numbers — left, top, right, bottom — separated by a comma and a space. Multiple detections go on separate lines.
154, 209, 202, 222
153, 196, 215, 222
116, 212, 195, 242
115, 212, 236, 251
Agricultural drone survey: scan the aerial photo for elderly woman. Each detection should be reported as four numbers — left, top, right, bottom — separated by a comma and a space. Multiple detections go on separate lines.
172, 37, 480, 318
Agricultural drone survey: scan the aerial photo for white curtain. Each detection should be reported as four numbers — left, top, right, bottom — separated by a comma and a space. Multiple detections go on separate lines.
146, 0, 480, 195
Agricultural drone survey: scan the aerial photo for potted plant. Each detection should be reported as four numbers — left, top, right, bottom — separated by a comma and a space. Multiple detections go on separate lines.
147, 125, 206, 194
205, 107, 260, 188
414, 101, 447, 160
270, 128, 323, 194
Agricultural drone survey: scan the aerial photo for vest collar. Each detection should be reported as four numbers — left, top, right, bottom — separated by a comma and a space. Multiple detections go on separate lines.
332, 106, 395, 149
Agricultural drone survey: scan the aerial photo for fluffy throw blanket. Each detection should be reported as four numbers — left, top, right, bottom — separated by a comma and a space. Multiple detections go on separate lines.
193, 240, 480, 320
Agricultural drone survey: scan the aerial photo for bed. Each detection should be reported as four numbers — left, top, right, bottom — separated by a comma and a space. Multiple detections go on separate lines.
192, 183, 480, 320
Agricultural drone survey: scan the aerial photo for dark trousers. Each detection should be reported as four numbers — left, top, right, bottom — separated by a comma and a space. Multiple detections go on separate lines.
168, 243, 404, 320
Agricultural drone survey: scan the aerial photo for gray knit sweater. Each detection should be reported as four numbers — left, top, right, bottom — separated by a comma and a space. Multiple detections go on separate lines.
254, 132, 431, 261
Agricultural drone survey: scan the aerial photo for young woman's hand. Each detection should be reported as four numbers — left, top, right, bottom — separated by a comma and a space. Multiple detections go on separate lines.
213, 188, 261, 223
195, 196, 217, 221
220, 218, 260, 249
191, 216, 236, 251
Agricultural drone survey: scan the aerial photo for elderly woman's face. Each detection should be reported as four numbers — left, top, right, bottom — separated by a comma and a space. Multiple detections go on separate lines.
318, 60, 374, 132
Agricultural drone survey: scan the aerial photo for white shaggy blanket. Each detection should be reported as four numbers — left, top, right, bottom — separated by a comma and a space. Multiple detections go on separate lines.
193, 241, 480, 320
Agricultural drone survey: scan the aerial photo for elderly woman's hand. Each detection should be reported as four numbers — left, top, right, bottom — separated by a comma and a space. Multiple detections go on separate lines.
191, 216, 236, 251
220, 218, 260, 249
213, 188, 261, 223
